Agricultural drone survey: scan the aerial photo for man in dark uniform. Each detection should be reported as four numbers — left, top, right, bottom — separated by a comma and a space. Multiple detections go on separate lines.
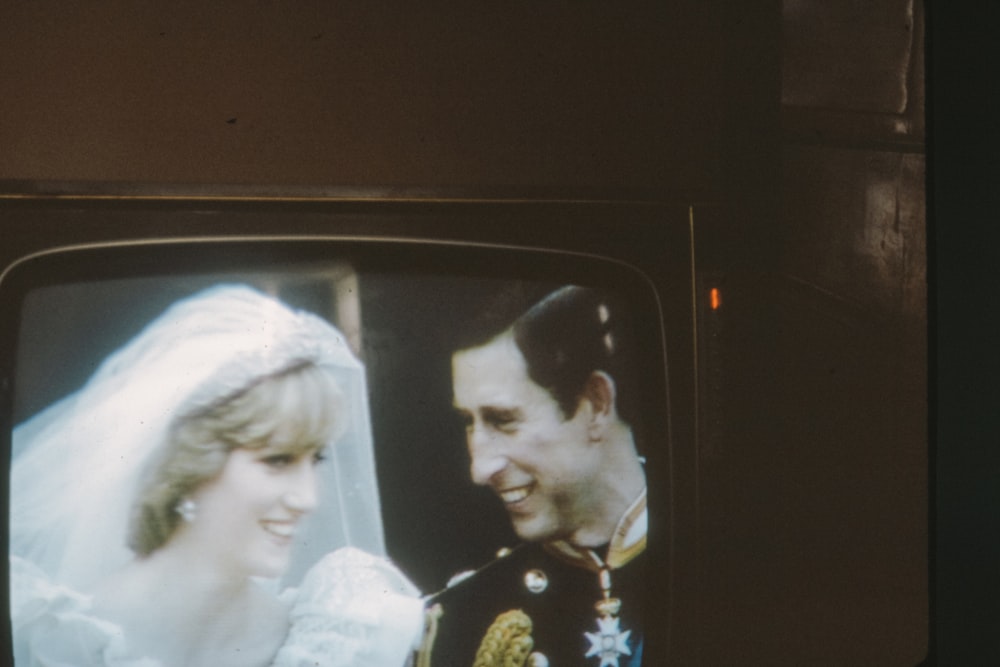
424, 286, 647, 667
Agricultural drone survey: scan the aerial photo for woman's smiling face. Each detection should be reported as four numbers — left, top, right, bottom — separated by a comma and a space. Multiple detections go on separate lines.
186, 443, 324, 580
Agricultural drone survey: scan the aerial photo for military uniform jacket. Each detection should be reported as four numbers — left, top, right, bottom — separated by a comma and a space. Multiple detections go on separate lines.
424, 492, 647, 667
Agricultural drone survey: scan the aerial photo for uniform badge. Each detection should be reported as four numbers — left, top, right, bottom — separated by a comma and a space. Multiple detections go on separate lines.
584, 614, 632, 667
583, 568, 633, 666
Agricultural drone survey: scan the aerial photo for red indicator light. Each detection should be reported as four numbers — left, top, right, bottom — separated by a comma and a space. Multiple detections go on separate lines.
710, 288, 721, 310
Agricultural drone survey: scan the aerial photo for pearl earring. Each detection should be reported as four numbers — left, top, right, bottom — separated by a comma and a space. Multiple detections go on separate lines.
175, 498, 198, 522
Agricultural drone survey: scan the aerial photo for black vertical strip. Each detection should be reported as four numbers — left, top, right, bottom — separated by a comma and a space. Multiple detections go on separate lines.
926, 2, 1000, 664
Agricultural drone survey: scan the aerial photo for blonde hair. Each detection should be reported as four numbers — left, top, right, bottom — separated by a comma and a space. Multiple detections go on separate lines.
128, 362, 346, 556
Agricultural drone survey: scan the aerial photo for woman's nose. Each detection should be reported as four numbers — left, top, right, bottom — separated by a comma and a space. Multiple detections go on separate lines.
282, 462, 319, 513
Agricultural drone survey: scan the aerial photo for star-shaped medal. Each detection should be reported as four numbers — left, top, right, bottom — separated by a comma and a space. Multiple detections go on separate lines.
584, 615, 632, 667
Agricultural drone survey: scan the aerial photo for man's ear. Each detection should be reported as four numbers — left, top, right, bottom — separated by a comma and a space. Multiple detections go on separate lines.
583, 371, 617, 438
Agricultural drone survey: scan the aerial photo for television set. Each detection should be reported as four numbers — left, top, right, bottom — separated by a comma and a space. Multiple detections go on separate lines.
0, 187, 699, 665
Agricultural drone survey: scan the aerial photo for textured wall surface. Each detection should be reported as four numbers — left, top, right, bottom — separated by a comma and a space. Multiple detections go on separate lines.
697, 1, 927, 664
0, 2, 723, 195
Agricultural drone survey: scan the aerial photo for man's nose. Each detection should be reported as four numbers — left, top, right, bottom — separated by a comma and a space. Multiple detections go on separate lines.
468, 428, 506, 486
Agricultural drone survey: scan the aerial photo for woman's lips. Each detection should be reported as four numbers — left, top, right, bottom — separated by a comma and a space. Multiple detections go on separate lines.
260, 520, 296, 541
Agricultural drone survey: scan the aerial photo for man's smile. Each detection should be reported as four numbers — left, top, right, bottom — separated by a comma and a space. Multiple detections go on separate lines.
499, 484, 534, 505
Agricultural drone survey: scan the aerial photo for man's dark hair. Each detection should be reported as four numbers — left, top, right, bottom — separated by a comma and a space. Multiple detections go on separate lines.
458, 284, 640, 433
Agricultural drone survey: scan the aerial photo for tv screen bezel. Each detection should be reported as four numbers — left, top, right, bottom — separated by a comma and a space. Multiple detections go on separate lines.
0, 190, 700, 666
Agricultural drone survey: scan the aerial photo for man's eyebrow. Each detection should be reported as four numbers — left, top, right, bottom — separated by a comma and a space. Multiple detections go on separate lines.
481, 406, 521, 422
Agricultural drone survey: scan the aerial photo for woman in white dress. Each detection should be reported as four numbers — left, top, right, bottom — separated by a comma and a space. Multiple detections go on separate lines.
10, 284, 424, 667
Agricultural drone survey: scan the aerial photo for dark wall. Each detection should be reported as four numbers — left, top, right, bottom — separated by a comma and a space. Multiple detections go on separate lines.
0, 2, 728, 197
696, 1, 927, 664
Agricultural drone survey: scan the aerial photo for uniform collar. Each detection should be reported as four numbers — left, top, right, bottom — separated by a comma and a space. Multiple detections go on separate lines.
543, 487, 647, 571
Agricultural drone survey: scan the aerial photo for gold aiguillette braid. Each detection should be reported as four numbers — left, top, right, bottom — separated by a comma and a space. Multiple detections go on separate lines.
472, 609, 534, 667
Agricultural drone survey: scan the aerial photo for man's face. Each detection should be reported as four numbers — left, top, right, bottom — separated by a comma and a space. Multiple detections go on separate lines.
452, 332, 605, 544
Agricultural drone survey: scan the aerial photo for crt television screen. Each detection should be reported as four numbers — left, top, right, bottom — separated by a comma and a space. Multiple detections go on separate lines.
1, 200, 694, 667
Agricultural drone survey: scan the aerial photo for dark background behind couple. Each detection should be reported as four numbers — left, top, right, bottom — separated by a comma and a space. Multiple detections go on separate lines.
7, 1, 993, 664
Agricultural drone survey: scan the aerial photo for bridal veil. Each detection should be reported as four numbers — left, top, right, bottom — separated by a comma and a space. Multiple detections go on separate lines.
10, 283, 386, 592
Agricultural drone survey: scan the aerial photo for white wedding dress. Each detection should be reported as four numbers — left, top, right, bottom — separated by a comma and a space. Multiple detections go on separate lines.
12, 548, 423, 667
